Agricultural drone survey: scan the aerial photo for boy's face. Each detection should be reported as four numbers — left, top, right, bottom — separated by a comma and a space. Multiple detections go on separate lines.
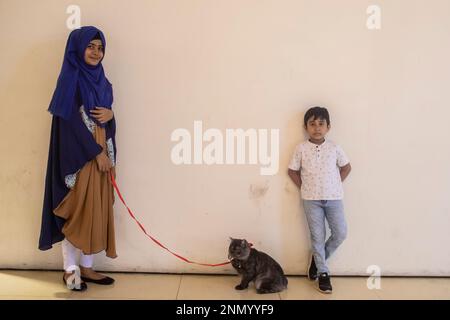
84, 39, 104, 66
305, 116, 330, 142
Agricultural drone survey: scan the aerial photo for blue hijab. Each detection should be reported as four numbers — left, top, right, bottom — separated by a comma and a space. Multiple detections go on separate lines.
48, 26, 113, 126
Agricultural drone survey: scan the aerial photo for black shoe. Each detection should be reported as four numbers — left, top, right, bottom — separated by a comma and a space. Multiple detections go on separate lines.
63, 274, 87, 292
308, 255, 318, 281
318, 273, 332, 294
81, 275, 115, 285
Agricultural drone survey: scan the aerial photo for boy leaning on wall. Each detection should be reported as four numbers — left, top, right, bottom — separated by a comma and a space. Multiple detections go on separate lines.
288, 106, 351, 294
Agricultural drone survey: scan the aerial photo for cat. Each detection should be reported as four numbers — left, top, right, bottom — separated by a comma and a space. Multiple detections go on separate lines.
228, 238, 288, 294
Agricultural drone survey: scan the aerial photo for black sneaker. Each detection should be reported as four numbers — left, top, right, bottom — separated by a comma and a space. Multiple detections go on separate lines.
318, 273, 332, 294
307, 255, 317, 281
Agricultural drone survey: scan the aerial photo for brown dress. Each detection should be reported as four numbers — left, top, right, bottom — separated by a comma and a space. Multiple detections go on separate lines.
54, 124, 117, 258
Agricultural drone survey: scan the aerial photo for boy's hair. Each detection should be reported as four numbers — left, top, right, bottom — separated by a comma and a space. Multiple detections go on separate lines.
304, 106, 330, 127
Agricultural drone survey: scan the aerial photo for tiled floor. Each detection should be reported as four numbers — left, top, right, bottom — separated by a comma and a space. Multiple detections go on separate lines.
0, 270, 449, 300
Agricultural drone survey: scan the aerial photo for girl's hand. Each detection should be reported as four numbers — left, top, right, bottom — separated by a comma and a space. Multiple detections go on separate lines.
90, 107, 114, 124
96, 152, 112, 172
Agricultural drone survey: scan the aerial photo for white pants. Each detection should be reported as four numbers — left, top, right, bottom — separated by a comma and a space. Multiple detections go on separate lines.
62, 238, 94, 272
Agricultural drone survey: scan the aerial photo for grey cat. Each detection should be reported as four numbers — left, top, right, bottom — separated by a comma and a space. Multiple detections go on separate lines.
228, 238, 288, 294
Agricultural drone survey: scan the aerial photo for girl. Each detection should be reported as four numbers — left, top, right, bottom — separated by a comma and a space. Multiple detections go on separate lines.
39, 26, 117, 291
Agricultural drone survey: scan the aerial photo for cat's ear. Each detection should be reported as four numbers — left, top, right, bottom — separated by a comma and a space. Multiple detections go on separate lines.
241, 239, 248, 247
229, 237, 234, 242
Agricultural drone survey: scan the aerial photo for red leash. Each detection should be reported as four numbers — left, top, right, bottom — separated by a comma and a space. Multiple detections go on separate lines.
109, 172, 231, 267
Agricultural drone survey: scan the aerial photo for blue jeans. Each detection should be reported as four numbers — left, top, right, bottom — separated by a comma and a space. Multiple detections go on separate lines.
302, 200, 347, 275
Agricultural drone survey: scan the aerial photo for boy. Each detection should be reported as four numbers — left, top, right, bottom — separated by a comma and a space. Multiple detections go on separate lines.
288, 106, 351, 294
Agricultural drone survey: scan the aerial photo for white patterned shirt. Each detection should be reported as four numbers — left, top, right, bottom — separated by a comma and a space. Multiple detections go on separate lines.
288, 139, 349, 200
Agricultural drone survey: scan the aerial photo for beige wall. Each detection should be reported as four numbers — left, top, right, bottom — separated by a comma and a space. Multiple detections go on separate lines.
1, 0, 449, 275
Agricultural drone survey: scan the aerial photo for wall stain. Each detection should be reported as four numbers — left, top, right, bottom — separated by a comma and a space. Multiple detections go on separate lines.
249, 182, 269, 200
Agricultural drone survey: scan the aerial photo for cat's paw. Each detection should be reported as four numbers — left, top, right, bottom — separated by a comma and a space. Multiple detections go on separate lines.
257, 288, 276, 294
235, 284, 247, 290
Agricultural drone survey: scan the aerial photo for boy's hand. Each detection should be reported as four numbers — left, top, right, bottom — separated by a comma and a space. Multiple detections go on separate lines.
340, 163, 352, 182
90, 107, 114, 124
288, 169, 302, 189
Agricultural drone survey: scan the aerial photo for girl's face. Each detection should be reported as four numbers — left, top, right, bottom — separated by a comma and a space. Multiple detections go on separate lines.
84, 39, 104, 66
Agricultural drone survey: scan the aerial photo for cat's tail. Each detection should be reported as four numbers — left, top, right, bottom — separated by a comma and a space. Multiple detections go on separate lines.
283, 276, 288, 288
